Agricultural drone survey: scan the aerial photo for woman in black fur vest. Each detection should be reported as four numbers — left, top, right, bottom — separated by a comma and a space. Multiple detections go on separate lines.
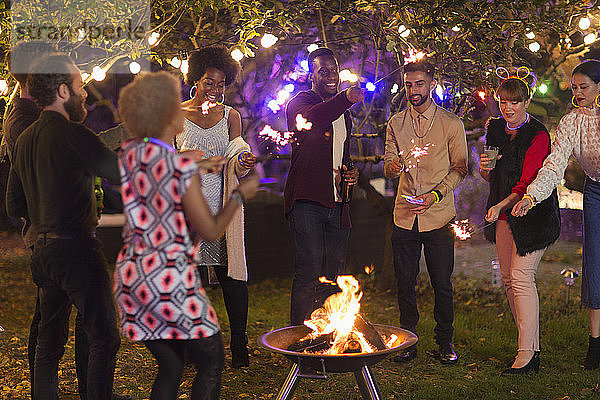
479, 75, 560, 376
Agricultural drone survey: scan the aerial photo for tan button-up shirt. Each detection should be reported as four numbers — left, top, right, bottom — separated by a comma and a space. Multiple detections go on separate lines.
384, 102, 468, 232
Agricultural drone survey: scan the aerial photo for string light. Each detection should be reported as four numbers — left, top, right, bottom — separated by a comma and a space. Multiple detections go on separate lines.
529, 42, 540, 52
148, 32, 160, 46
452, 25, 460, 32
77, 28, 86, 41
91, 66, 106, 82
391, 83, 399, 94
81, 72, 90, 82
525, 30, 535, 39
129, 61, 141, 74
579, 16, 591, 30
284, 83, 295, 92
584, 33, 597, 45
231, 48, 244, 62
538, 83, 548, 94
307, 43, 319, 52
267, 99, 280, 113
300, 60, 309, 72
0, 79, 8, 96
400, 28, 411, 38
435, 84, 444, 99
365, 82, 376, 92
339, 69, 358, 83
180, 59, 189, 74
477, 90, 486, 101
403, 48, 426, 64
168, 57, 181, 68
261, 33, 278, 48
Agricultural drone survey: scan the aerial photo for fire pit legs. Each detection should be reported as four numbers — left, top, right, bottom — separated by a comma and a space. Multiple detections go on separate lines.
354, 365, 381, 400
275, 363, 301, 400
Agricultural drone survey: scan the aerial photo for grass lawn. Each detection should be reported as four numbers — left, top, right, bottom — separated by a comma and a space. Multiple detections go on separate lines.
1, 232, 598, 399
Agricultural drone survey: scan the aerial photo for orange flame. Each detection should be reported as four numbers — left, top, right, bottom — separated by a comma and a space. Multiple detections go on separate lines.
302, 275, 379, 354
364, 264, 374, 275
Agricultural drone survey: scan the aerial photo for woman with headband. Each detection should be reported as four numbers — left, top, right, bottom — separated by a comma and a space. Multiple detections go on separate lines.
513, 59, 600, 371
480, 67, 560, 375
176, 45, 256, 368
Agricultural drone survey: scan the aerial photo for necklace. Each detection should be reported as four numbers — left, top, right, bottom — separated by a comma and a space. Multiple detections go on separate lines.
506, 113, 529, 130
410, 105, 437, 138
144, 137, 176, 153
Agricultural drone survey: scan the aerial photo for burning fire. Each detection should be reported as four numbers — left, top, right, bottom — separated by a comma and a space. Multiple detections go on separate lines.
364, 264, 374, 275
451, 219, 473, 240
301, 275, 379, 354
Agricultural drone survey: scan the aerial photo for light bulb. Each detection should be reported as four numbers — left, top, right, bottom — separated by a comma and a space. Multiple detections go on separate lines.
284, 83, 295, 92
584, 33, 597, 45
452, 26, 460, 32
231, 48, 244, 62
525, 31, 535, 39
168, 57, 181, 68
391, 83, 399, 94
529, 42, 540, 52
261, 33, 278, 48
148, 32, 160, 46
307, 44, 319, 53
435, 85, 444, 99
0, 79, 8, 96
400, 29, 411, 38
91, 66, 106, 82
300, 60, 309, 72
538, 83, 548, 94
129, 61, 141, 74
579, 16, 591, 30
366, 82, 376, 92
180, 59, 189, 74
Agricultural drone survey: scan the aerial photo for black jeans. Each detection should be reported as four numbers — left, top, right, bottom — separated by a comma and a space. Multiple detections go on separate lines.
288, 201, 350, 325
30, 236, 120, 400
144, 334, 224, 400
391, 219, 455, 345
29, 291, 87, 400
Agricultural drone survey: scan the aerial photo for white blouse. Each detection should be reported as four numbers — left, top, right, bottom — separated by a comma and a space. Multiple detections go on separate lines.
528, 107, 600, 203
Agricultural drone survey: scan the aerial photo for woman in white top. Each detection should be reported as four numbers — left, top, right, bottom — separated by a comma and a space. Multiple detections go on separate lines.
513, 59, 600, 370
176, 45, 256, 368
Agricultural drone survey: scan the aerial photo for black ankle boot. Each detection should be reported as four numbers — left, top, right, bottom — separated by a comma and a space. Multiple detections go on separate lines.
582, 335, 600, 370
231, 333, 249, 368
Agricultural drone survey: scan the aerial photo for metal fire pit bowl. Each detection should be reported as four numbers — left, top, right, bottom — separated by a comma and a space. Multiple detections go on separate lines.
258, 324, 417, 400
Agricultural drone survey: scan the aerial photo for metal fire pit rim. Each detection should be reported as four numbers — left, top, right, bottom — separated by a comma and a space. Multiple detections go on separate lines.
258, 323, 417, 359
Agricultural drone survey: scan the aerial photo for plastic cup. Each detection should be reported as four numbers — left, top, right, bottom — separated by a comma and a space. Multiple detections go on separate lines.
484, 146, 499, 169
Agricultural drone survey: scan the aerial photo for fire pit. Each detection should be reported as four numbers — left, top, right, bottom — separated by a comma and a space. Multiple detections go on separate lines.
259, 323, 417, 400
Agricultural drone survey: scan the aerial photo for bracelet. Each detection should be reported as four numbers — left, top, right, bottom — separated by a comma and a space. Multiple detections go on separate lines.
522, 194, 535, 209
238, 151, 249, 165
431, 189, 442, 203
231, 189, 244, 206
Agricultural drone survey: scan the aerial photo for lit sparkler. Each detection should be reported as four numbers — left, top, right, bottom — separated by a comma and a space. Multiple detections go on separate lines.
181, 100, 218, 115
451, 219, 473, 240
296, 114, 313, 131
399, 142, 434, 172
258, 125, 295, 147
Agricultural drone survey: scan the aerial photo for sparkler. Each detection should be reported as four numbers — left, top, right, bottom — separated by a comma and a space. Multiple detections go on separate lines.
295, 114, 313, 131
399, 142, 434, 172
258, 125, 295, 147
451, 219, 495, 240
181, 100, 219, 115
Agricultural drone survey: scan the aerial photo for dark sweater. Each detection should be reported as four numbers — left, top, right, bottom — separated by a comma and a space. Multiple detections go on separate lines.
284, 90, 354, 223
3, 98, 40, 162
484, 116, 561, 255
6, 110, 119, 236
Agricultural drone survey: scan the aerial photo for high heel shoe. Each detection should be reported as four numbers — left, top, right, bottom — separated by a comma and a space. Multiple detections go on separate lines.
231, 333, 249, 368
500, 351, 540, 376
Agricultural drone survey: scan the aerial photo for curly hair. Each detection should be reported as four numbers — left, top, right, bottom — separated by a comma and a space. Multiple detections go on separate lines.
27, 53, 75, 108
118, 71, 182, 139
185, 45, 241, 87
6, 41, 55, 86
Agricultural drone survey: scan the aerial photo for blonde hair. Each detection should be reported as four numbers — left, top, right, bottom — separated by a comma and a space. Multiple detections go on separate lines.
118, 71, 182, 138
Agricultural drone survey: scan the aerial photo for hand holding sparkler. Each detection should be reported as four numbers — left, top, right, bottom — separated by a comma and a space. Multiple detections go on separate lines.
485, 204, 503, 222
346, 86, 365, 103
386, 156, 404, 177
238, 151, 256, 169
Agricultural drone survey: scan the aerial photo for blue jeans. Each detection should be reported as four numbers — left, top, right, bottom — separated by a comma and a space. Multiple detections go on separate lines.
391, 219, 455, 345
288, 201, 350, 325
30, 236, 120, 400
582, 177, 600, 309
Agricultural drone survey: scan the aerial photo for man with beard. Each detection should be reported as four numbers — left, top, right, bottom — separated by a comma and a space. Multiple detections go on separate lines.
384, 61, 468, 365
6, 54, 121, 400
284, 47, 363, 325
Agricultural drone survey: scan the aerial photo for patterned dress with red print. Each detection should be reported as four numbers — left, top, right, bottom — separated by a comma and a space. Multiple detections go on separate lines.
114, 139, 220, 341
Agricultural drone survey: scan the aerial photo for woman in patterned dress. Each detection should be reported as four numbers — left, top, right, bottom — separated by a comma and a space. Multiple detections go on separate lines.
176, 45, 256, 367
114, 71, 259, 399
513, 60, 600, 370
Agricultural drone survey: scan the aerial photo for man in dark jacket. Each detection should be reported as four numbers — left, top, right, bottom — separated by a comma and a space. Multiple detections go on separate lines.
284, 47, 363, 325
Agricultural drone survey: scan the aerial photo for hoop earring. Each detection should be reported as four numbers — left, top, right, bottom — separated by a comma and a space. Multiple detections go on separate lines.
189, 85, 197, 99
572, 96, 580, 108
595, 94, 600, 108
216, 93, 225, 105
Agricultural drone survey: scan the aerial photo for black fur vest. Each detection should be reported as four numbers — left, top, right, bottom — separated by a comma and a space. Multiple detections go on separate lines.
484, 116, 561, 256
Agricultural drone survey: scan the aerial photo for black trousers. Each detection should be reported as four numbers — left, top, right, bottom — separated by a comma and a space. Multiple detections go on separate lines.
30, 236, 120, 400
391, 219, 455, 345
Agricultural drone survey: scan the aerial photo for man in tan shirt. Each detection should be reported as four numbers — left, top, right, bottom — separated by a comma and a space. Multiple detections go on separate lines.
384, 61, 468, 365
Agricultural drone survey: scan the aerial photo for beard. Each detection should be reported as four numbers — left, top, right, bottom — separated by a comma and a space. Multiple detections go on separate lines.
408, 94, 429, 107
64, 91, 87, 122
